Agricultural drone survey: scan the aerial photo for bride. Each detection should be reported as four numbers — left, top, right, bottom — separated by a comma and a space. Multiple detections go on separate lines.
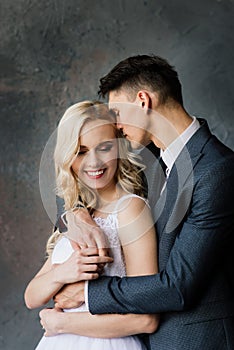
24, 101, 159, 349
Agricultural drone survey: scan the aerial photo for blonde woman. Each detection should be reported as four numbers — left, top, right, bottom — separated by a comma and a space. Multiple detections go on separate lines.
25, 101, 159, 350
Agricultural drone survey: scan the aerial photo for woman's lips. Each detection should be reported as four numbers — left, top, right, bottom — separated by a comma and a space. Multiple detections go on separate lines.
85, 169, 106, 179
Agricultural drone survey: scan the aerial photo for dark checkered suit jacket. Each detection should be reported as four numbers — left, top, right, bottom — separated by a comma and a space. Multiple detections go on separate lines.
88, 119, 234, 349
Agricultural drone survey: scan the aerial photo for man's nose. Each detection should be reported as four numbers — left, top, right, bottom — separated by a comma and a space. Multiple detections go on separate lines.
116, 121, 123, 130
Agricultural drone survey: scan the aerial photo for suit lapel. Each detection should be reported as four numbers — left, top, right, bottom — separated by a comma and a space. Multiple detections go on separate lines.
154, 119, 212, 237
156, 152, 202, 236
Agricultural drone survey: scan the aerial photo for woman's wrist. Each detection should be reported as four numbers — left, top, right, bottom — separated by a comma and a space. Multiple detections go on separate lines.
51, 264, 64, 286
55, 312, 78, 335
54, 312, 67, 334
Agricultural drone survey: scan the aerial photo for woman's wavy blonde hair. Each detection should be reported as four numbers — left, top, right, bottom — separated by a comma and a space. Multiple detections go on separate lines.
46, 100, 145, 254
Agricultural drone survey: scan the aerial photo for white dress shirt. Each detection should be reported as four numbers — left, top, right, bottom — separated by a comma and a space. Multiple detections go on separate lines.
161, 116, 200, 178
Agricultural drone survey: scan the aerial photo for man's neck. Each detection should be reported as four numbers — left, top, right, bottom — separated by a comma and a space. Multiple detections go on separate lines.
150, 105, 193, 150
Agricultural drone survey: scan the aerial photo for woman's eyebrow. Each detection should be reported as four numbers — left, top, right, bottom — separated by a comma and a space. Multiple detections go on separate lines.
78, 140, 114, 151
97, 140, 115, 146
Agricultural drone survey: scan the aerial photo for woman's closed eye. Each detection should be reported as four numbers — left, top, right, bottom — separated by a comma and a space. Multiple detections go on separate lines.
77, 142, 114, 156
97, 142, 114, 152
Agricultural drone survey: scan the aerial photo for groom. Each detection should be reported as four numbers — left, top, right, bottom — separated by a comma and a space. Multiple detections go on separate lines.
41, 55, 234, 349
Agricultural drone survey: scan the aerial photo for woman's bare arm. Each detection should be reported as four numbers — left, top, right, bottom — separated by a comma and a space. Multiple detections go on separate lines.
40, 308, 158, 337
24, 246, 110, 309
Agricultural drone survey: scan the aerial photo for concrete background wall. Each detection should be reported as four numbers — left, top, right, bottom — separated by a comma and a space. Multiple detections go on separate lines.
1, 0, 234, 348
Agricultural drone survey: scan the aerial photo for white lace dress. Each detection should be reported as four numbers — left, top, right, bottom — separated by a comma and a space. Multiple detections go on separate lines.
35, 194, 147, 350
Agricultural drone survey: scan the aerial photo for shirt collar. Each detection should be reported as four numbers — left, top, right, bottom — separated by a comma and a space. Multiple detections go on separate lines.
160, 116, 200, 175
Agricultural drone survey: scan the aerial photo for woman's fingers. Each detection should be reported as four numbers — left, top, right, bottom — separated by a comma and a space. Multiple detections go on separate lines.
55, 249, 113, 283
80, 272, 99, 280
81, 255, 113, 265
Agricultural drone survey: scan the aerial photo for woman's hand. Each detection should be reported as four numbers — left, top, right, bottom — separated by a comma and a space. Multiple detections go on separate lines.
39, 307, 160, 338
53, 247, 113, 284
40, 307, 64, 337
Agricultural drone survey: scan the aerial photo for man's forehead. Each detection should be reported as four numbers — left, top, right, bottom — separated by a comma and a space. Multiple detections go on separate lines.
108, 100, 129, 111
109, 90, 130, 104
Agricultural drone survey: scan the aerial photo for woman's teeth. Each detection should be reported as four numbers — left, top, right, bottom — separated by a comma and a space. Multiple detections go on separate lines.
87, 170, 104, 176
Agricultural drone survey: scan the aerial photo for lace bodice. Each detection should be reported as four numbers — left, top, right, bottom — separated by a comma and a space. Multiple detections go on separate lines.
92, 212, 126, 278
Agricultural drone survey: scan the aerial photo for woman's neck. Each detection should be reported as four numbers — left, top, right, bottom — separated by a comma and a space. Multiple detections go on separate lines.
94, 183, 125, 216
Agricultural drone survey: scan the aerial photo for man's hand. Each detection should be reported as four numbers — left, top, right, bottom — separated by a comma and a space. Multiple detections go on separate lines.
54, 281, 85, 309
64, 209, 109, 257
39, 307, 64, 337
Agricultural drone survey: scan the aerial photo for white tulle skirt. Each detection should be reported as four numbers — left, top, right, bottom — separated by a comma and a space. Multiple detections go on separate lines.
35, 333, 146, 350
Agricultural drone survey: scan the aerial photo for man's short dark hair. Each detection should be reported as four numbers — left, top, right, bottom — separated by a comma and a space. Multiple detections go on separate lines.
99, 54, 183, 106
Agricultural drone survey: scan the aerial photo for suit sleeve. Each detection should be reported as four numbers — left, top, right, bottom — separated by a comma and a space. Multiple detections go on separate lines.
54, 196, 66, 232
88, 159, 234, 314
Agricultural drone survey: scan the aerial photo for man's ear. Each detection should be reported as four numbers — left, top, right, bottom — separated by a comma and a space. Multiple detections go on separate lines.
136, 90, 150, 109
136, 90, 160, 111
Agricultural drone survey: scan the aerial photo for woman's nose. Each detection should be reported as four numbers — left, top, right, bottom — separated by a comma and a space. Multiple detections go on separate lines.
86, 149, 101, 168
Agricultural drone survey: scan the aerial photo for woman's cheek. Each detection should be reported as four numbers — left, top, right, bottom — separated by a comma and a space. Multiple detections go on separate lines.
108, 158, 118, 173
71, 158, 81, 175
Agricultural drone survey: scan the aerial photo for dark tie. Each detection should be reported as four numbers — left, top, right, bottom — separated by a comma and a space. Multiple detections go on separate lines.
158, 157, 167, 177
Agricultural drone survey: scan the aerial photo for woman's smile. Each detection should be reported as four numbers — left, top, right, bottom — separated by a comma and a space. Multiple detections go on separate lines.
85, 168, 106, 179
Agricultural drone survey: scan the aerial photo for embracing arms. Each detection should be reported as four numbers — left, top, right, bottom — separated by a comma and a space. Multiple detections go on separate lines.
24, 244, 112, 309
39, 197, 160, 337
87, 162, 234, 315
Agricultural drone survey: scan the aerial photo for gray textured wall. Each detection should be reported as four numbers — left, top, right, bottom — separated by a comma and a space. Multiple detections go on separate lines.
1, 0, 234, 348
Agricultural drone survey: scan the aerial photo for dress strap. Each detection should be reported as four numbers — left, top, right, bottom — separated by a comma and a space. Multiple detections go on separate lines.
113, 194, 149, 213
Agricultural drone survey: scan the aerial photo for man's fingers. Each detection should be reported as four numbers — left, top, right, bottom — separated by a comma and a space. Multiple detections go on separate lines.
65, 231, 87, 247
65, 210, 111, 250
54, 297, 85, 309
54, 302, 59, 309
66, 229, 100, 249
90, 227, 109, 249
54, 306, 63, 312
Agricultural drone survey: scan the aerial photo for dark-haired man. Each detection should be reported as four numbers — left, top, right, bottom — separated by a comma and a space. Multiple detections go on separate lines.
41, 55, 234, 349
